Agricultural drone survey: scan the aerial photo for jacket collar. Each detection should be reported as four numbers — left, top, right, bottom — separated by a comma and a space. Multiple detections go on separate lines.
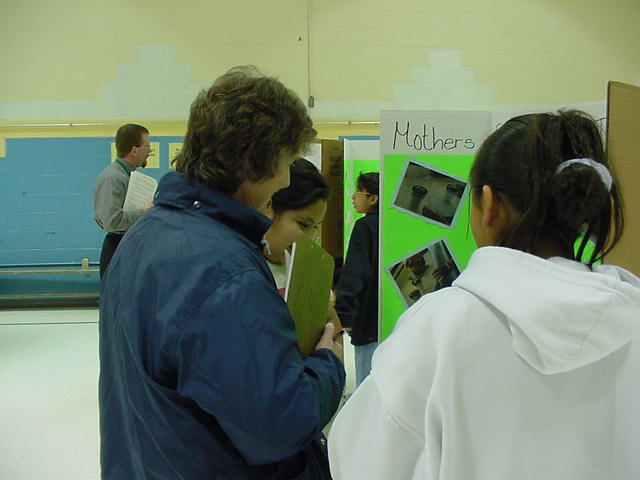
154, 171, 271, 246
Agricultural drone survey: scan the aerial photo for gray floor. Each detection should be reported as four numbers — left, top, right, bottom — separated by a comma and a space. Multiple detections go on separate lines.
0, 308, 355, 479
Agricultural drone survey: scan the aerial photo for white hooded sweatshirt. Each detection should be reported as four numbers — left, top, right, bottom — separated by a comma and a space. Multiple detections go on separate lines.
329, 247, 640, 480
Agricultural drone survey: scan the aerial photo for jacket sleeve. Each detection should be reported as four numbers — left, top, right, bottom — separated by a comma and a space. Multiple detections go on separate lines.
334, 218, 372, 328
175, 267, 345, 466
328, 376, 429, 480
94, 175, 145, 232
328, 295, 448, 480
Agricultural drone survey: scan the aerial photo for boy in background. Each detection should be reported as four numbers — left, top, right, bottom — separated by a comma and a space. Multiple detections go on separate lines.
335, 172, 379, 387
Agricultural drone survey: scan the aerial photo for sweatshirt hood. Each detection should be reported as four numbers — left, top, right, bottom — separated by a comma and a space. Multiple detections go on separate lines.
454, 247, 640, 375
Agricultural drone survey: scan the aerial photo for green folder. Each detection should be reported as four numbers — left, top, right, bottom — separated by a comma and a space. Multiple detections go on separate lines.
284, 232, 335, 356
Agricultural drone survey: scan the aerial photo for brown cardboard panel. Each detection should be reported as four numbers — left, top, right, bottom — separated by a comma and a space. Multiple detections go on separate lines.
605, 81, 640, 275
319, 139, 344, 260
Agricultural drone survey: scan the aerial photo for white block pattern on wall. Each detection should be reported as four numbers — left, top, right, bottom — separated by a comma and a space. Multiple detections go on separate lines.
0, 44, 209, 121
0, 44, 612, 122
312, 48, 496, 118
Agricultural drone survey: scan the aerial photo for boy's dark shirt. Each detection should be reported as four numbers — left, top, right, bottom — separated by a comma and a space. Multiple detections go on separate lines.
334, 211, 379, 346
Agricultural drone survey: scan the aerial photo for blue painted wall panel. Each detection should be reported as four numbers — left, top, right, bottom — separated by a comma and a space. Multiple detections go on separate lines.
1, 135, 182, 288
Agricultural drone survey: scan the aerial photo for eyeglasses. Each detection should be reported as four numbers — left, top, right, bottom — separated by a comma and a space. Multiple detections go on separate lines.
353, 191, 371, 196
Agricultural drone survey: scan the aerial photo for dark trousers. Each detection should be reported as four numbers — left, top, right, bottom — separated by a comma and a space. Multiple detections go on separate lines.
100, 233, 124, 278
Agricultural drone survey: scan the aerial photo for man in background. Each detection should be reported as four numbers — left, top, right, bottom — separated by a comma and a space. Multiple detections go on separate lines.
93, 123, 153, 277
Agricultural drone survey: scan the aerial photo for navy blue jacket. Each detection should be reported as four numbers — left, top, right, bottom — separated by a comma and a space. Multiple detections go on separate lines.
334, 212, 379, 346
99, 171, 345, 479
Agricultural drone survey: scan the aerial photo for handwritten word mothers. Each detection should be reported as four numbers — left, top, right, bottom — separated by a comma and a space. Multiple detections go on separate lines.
393, 122, 475, 151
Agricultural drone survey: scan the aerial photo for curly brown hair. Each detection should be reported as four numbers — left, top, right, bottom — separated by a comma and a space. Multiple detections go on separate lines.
172, 66, 317, 193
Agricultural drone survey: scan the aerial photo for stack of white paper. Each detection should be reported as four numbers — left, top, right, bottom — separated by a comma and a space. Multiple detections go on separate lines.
123, 171, 158, 212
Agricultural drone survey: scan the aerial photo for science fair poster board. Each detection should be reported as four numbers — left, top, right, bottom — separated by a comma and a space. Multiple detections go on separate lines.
343, 138, 380, 256
490, 101, 606, 134
380, 111, 491, 340
306, 140, 345, 261
605, 81, 640, 276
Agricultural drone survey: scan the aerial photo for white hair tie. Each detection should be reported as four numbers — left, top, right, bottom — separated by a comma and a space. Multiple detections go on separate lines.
555, 158, 612, 192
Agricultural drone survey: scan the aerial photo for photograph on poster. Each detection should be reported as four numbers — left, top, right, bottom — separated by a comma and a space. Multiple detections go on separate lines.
387, 239, 460, 307
391, 159, 467, 228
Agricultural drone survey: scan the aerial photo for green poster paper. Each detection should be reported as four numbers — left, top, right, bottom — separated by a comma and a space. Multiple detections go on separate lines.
342, 139, 380, 258
343, 158, 380, 255
380, 111, 492, 340
381, 153, 477, 339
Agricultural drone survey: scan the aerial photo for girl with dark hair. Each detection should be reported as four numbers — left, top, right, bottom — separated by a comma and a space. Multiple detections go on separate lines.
264, 157, 330, 292
329, 110, 640, 480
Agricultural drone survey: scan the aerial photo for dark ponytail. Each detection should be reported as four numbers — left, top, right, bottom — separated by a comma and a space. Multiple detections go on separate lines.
471, 110, 623, 265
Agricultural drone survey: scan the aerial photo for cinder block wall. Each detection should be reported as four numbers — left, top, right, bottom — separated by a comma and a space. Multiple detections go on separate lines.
1, 0, 638, 269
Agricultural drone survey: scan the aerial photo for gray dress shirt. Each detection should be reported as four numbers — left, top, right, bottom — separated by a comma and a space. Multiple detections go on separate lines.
93, 159, 145, 234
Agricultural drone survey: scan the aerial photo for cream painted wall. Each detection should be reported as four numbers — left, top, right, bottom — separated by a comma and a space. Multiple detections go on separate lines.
310, 0, 640, 104
0, 0, 638, 129
0, 0, 308, 102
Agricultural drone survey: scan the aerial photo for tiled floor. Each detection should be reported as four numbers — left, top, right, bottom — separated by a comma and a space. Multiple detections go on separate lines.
0, 308, 355, 479
0, 309, 100, 480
